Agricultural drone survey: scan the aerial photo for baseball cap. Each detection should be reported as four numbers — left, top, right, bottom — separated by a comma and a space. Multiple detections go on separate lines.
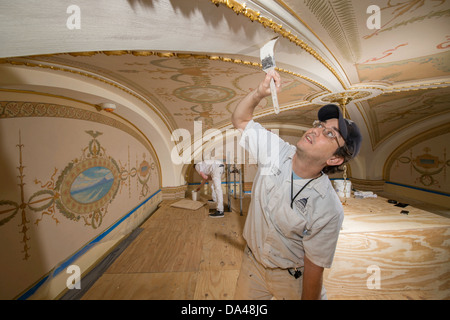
317, 104, 362, 158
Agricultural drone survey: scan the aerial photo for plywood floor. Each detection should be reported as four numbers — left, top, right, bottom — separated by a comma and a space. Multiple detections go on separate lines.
81, 194, 450, 300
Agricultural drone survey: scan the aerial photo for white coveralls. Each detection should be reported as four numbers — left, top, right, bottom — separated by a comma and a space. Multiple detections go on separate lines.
195, 160, 225, 212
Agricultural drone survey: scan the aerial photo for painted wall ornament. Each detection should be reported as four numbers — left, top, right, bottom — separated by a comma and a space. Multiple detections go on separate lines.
55, 130, 120, 229
396, 147, 449, 188
0, 129, 155, 260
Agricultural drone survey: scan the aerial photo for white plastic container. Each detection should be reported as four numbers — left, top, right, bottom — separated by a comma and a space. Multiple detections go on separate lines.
191, 190, 198, 201
333, 180, 352, 198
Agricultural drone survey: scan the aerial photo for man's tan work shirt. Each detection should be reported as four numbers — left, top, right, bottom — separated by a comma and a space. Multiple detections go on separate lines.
240, 120, 344, 269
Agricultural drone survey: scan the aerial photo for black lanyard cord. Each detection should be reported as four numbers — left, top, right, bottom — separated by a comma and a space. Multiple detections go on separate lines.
290, 172, 320, 209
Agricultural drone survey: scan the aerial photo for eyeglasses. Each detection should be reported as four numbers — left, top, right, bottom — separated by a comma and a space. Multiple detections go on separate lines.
312, 120, 342, 149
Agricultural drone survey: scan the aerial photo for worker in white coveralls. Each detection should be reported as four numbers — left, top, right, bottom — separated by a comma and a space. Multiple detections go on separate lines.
195, 160, 225, 218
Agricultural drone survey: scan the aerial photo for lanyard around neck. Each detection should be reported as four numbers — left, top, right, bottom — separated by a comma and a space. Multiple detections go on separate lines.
290, 172, 320, 209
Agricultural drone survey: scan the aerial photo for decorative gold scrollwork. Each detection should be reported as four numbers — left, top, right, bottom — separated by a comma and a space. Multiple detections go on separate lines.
209, 0, 348, 89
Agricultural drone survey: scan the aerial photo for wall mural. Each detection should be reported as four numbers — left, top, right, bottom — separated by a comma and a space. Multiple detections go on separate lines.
57, 130, 120, 228
395, 147, 449, 188
0, 101, 158, 261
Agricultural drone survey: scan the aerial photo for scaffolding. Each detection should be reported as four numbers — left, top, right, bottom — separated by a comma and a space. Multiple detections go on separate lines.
227, 164, 243, 216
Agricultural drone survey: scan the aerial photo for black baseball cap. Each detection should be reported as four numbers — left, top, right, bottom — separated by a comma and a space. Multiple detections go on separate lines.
318, 104, 362, 158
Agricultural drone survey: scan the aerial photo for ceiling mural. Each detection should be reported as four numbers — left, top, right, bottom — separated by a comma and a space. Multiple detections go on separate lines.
21, 52, 324, 133
258, 104, 319, 128
359, 0, 449, 42
364, 86, 450, 147
357, 51, 450, 82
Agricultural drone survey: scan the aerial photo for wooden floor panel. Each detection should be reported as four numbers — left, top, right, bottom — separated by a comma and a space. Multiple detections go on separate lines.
106, 202, 208, 274
193, 270, 240, 300
82, 195, 450, 300
199, 211, 246, 272
81, 272, 198, 300
340, 197, 450, 234
324, 227, 450, 300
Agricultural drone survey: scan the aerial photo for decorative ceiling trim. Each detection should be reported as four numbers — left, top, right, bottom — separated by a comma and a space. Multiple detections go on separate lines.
0, 89, 163, 187
0, 56, 175, 135
210, 0, 348, 89
308, 81, 450, 100
302, 0, 361, 63
0, 50, 331, 132
309, 87, 383, 118
386, 81, 450, 93
307, 80, 450, 121
274, 0, 351, 84
216, 100, 314, 132
63, 50, 330, 92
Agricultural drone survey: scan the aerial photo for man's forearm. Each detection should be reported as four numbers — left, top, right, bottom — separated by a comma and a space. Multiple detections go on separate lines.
195, 178, 207, 192
231, 88, 264, 130
232, 70, 281, 131
301, 255, 324, 300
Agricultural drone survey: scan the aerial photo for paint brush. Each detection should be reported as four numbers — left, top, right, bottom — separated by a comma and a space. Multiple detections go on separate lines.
260, 37, 279, 114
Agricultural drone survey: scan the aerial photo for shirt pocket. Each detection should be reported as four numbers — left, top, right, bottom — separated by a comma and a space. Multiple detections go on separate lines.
267, 190, 307, 241
294, 200, 313, 236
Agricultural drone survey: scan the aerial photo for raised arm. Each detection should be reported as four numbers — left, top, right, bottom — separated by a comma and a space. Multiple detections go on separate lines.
231, 70, 281, 131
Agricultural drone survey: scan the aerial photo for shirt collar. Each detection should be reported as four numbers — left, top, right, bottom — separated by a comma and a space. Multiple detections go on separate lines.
312, 173, 328, 198
286, 147, 330, 198
289, 166, 329, 199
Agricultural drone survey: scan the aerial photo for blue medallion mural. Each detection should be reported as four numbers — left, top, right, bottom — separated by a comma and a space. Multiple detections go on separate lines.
70, 167, 115, 204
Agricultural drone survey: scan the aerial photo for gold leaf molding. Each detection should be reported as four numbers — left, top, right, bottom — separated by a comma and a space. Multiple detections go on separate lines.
210, 0, 348, 89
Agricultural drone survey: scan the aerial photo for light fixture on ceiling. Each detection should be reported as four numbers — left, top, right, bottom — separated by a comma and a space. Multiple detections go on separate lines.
309, 84, 387, 118
98, 102, 116, 112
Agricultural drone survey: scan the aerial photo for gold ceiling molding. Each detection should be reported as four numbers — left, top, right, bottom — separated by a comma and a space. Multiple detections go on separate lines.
309, 86, 385, 118
274, 0, 350, 83
307, 80, 450, 119
320, 91, 372, 118
255, 100, 313, 120
1, 51, 330, 134
1, 50, 331, 92
210, 0, 348, 89
386, 81, 450, 93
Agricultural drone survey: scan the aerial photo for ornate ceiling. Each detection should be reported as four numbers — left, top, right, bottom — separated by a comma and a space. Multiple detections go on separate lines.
0, 0, 449, 183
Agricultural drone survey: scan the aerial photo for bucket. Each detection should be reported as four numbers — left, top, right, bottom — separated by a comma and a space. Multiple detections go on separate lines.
191, 190, 198, 201
333, 180, 352, 198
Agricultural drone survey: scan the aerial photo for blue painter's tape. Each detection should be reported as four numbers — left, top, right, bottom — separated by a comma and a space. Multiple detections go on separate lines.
17, 189, 161, 300
385, 181, 449, 197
